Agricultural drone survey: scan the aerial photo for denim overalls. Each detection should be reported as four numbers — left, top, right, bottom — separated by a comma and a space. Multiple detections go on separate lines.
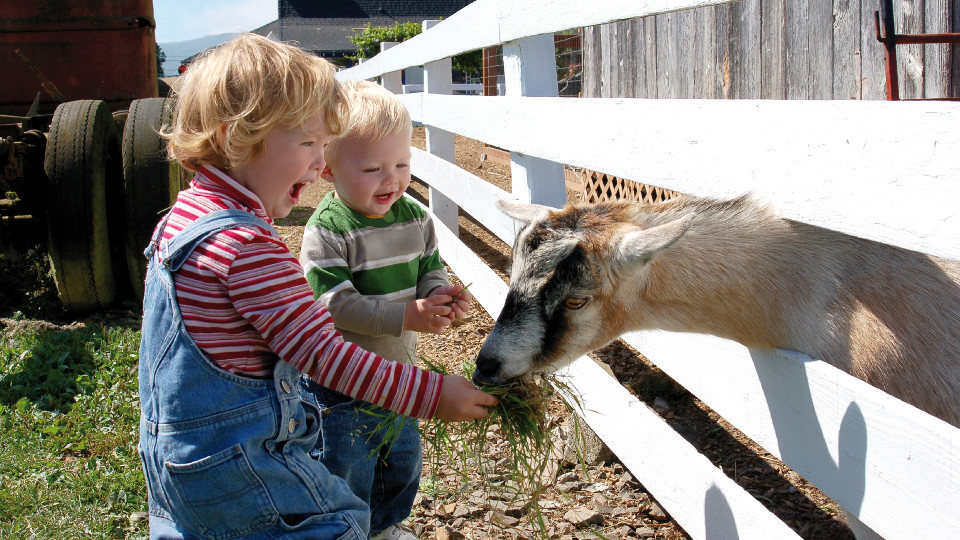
298, 380, 422, 535
138, 209, 370, 539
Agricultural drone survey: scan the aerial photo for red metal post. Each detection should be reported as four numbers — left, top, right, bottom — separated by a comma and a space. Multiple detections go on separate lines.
875, 0, 900, 101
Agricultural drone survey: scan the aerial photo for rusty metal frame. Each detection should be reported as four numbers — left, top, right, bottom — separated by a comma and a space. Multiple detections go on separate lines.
874, 0, 960, 101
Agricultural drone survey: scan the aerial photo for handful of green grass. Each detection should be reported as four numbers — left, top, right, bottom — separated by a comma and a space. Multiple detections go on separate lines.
362, 357, 587, 536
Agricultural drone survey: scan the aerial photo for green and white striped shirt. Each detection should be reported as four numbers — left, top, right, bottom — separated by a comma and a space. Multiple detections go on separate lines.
300, 192, 449, 364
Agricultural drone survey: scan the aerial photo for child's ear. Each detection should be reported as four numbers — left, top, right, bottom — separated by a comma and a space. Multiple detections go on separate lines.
320, 165, 335, 183
215, 122, 230, 148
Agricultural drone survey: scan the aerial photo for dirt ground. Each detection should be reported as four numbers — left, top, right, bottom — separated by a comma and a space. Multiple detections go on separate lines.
271, 128, 855, 539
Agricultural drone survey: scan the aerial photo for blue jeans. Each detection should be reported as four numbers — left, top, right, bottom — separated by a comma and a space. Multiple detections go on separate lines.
138, 210, 370, 539
300, 377, 422, 535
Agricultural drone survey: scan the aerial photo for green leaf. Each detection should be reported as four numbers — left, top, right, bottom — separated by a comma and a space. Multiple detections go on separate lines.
45, 469, 62, 484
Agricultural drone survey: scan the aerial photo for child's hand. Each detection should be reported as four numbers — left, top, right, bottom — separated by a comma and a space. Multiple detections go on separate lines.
403, 296, 454, 333
433, 374, 498, 421
431, 284, 473, 321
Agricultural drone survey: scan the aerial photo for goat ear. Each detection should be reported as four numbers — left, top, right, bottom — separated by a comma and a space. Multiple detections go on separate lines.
616, 213, 695, 267
496, 199, 552, 225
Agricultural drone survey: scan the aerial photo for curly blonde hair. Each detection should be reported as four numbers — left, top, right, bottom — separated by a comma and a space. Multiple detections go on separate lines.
164, 33, 349, 172
324, 79, 412, 169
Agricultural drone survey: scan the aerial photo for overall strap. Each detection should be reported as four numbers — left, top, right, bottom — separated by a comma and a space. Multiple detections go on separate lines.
159, 210, 278, 272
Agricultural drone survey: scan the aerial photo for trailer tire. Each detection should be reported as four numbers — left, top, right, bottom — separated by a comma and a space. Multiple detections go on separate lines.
44, 100, 121, 312
122, 97, 181, 300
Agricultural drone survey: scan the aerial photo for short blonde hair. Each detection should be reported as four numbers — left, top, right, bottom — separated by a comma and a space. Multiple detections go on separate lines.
164, 33, 348, 172
324, 79, 412, 168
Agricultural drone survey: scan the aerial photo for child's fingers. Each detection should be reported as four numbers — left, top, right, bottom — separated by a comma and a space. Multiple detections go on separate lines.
435, 375, 498, 421
427, 294, 454, 307
432, 304, 453, 318
473, 388, 498, 408
457, 289, 474, 303
421, 312, 452, 333
461, 388, 498, 419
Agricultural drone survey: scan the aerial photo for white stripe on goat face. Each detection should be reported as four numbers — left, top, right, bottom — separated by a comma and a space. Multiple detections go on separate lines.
475, 222, 605, 383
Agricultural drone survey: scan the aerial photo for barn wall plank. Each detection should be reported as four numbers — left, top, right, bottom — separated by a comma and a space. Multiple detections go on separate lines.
630, 18, 649, 98
601, 23, 616, 98
678, 8, 698, 97
582, 26, 603, 98
896, 0, 926, 98
785, 0, 812, 99
924, 0, 951, 98
657, 12, 680, 97
809, 0, 835, 98
727, 0, 761, 99
834, 0, 863, 100
616, 20, 639, 97
641, 17, 659, 97
695, 5, 720, 98
860, 0, 889, 99
761, 0, 788, 98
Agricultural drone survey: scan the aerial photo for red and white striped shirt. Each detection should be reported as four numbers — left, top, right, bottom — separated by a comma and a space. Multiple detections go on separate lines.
156, 165, 442, 419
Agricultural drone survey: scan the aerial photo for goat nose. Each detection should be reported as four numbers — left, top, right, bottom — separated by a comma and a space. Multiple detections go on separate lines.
472, 356, 500, 386
472, 371, 493, 386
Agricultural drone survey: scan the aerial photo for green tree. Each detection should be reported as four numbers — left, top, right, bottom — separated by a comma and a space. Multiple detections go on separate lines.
349, 22, 422, 60
156, 43, 166, 77
349, 22, 481, 79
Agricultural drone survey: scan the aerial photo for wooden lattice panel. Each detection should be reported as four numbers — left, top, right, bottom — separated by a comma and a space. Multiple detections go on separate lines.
581, 169, 678, 204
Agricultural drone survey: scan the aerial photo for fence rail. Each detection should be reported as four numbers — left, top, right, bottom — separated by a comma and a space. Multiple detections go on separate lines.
336, 0, 960, 538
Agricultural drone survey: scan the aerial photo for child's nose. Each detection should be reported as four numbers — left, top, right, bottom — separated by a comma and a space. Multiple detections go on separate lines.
382, 169, 398, 184
311, 149, 326, 170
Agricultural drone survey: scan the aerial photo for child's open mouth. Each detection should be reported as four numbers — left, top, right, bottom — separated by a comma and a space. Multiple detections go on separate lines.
289, 182, 307, 200
374, 192, 393, 204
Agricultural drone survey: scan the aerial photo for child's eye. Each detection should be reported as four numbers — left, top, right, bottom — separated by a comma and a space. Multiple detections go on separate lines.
363, 167, 380, 173
302, 141, 315, 147
397, 163, 409, 169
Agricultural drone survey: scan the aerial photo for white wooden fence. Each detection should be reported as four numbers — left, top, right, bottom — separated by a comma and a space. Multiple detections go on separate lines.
336, 1, 960, 538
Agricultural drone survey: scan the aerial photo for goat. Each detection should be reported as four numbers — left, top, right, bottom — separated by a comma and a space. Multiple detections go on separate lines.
473, 195, 960, 428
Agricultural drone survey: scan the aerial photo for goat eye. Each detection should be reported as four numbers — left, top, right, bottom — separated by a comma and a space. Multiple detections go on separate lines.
563, 296, 589, 310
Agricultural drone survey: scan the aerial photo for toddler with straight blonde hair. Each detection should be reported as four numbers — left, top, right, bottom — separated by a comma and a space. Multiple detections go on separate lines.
299, 79, 474, 540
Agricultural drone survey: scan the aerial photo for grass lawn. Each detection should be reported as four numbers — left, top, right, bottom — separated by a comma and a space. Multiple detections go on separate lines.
0, 249, 148, 538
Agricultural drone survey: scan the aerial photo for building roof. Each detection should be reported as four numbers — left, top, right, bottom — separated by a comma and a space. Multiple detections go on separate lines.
252, 0, 475, 57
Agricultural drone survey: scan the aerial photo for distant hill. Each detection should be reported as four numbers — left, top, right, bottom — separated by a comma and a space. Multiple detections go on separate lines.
158, 33, 238, 77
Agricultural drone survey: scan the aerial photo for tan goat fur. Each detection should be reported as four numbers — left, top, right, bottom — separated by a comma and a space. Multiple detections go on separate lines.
473, 195, 960, 428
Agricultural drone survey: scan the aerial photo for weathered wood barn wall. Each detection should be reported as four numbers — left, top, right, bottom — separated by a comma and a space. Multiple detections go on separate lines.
581, 0, 959, 100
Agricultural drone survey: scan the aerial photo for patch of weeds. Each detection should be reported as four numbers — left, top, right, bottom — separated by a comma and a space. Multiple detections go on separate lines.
0, 323, 146, 538
0, 326, 99, 412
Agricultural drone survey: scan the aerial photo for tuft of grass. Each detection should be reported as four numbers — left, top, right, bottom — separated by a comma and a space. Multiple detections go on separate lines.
365, 357, 587, 537
0, 323, 147, 538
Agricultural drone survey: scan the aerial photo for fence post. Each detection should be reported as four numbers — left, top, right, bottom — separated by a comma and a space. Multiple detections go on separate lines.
380, 42, 402, 92
422, 19, 459, 235
502, 34, 567, 208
